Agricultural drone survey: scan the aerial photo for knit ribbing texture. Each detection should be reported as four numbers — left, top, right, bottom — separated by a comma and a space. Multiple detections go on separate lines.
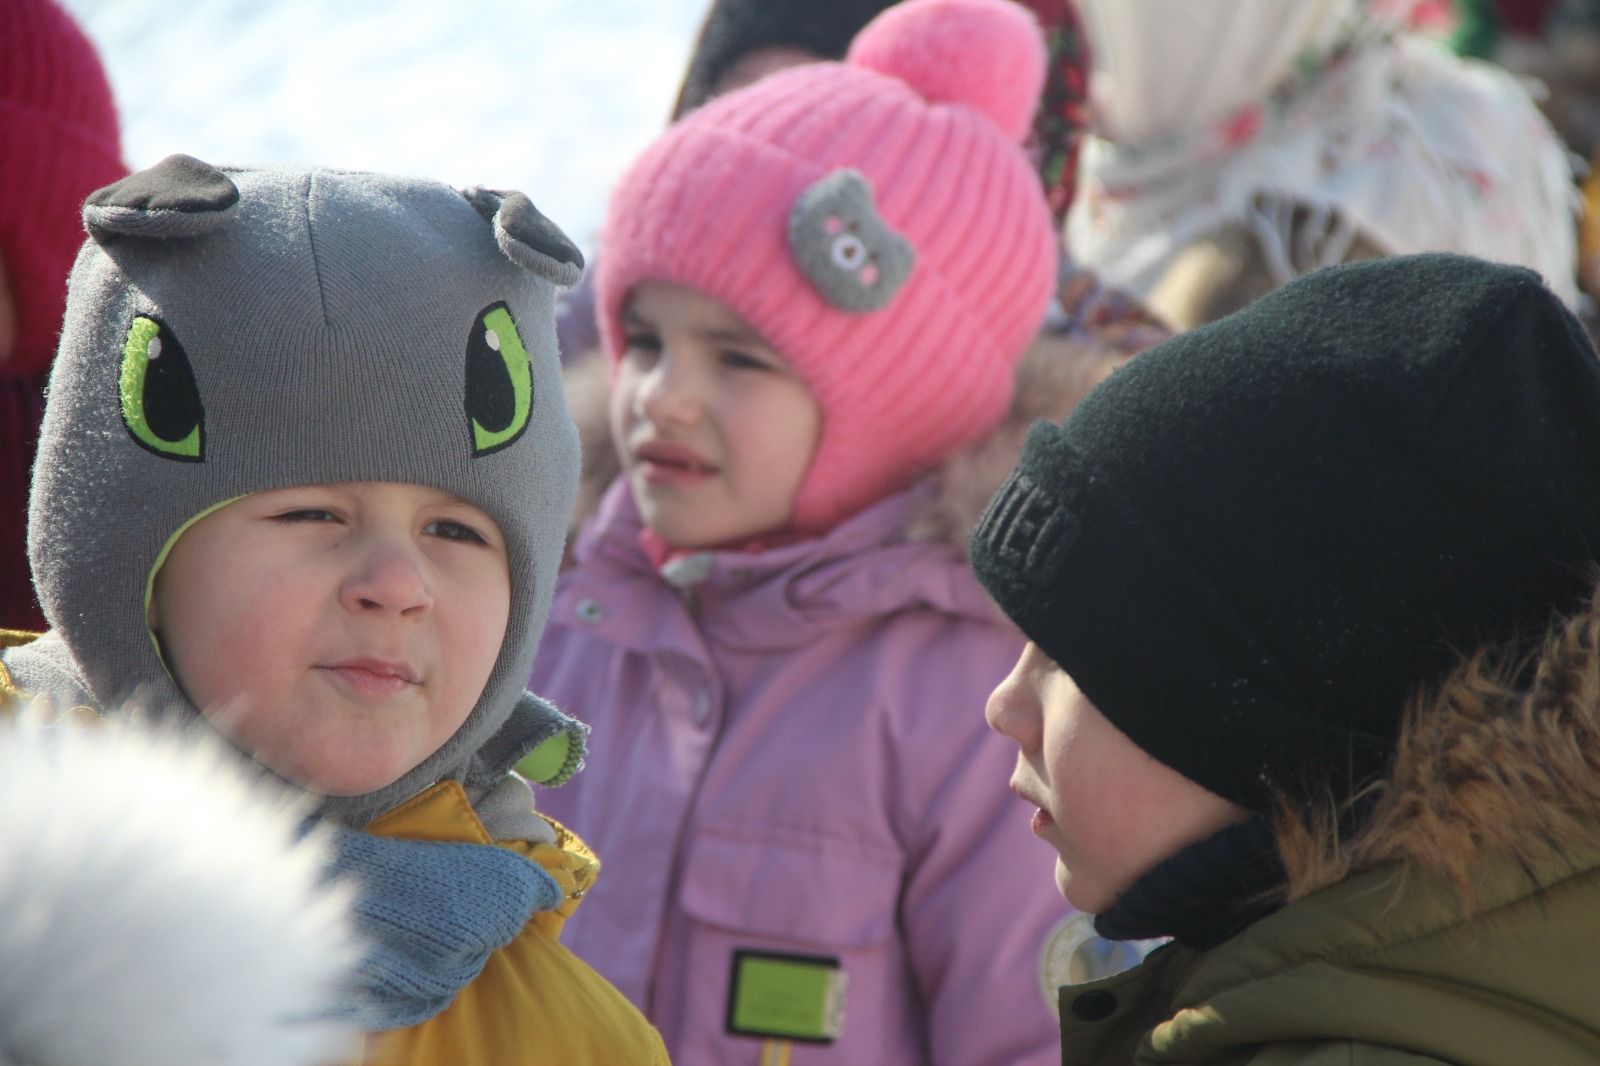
0, 0, 125, 377
599, 0, 1058, 534
23, 161, 582, 826
973, 253, 1600, 810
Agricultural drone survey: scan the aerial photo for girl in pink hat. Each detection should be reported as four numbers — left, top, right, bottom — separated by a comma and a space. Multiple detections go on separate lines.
531, 0, 1135, 1062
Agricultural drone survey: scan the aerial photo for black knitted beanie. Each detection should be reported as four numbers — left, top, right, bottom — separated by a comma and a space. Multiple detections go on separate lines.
971, 253, 1600, 811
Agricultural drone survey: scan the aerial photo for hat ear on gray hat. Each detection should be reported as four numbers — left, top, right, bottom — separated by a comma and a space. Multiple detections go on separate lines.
460, 186, 584, 288
83, 153, 241, 242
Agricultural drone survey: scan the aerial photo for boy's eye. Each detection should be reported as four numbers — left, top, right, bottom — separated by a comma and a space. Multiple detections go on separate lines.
119, 315, 205, 462
271, 508, 340, 524
466, 302, 534, 458
425, 519, 490, 546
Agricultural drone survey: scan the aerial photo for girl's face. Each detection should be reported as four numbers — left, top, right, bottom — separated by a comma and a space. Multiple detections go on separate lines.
985, 643, 1249, 913
148, 482, 510, 797
610, 281, 822, 549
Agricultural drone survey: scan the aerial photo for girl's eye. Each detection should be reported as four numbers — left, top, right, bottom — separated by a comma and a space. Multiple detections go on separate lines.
720, 350, 771, 372
426, 519, 490, 546
622, 332, 662, 362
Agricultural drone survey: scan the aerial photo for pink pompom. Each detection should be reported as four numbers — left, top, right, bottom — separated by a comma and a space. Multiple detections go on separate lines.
847, 0, 1046, 143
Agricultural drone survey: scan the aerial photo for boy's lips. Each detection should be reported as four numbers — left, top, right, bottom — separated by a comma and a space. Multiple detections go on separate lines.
317, 657, 422, 698
633, 439, 718, 484
1010, 781, 1056, 837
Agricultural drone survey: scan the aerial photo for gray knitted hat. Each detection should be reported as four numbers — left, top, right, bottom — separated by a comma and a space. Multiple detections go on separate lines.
15, 154, 584, 825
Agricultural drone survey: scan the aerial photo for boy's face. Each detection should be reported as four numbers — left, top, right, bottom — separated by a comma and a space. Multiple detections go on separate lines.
148, 482, 511, 797
610, 281, 822, 549
986, 643, 1248, 913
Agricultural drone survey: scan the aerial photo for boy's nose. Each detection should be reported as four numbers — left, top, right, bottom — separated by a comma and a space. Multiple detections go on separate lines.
340, 540, 434, 617
985, 654, 1041, 751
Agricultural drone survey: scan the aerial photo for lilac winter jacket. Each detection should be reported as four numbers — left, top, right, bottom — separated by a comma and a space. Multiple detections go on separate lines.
532, 480, 1072, 1065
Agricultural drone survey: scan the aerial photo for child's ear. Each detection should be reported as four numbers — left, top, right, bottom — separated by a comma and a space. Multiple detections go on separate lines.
459, 187, 584, 288
83, 154, 241, 243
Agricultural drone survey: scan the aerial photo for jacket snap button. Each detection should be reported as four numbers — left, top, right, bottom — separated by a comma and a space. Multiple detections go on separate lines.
1070, 990, 1117, 1022
575, 598, 605, 624
691, 691, 712, 727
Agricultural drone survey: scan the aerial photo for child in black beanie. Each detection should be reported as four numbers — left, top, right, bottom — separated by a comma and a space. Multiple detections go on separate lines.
972, 252, 1600, 1065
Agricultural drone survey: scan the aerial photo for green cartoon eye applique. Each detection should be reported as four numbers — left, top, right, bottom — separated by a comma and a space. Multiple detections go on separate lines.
119, 315, 205, 462
466, 301, 534, 457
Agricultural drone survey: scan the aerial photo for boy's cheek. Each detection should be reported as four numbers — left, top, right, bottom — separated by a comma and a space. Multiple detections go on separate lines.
196, 694, 268, 749
449, 589, 511, 678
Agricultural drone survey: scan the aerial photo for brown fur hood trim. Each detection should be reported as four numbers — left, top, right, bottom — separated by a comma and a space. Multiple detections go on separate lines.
1276, 582, 1600, 903
560, 328, 1134, 554
561, 354, 623, 556
902, 327, 1130, 546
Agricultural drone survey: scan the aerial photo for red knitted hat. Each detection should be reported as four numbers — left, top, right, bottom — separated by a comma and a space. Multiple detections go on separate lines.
598, 0, 1057, 534
0, 0, 125, 379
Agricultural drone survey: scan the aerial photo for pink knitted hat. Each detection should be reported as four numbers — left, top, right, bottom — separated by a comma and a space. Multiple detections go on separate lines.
598, 0, 1057, 534
0, 0, 125, 379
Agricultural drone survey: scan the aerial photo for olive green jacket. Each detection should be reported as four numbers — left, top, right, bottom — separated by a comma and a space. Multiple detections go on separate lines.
1060, 597, 1600, 1066
1061, 841, 1600, 1065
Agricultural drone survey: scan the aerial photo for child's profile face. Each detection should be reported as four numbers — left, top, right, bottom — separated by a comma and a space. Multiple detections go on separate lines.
986, 643, 1248, 913
147, 482, 511, 797
611, 281, 822, 549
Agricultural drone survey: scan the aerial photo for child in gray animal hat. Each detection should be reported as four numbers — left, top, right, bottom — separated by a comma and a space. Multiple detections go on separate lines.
0, 153, 669, 1065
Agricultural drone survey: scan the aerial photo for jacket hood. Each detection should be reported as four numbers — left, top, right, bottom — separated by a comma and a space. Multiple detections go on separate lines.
566, 477, 1008, 655
1275, 580, 1600, 903
1060, 586, 1600, 1066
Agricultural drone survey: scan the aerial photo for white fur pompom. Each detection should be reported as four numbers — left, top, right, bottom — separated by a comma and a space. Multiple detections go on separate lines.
0, 708, 359, 1066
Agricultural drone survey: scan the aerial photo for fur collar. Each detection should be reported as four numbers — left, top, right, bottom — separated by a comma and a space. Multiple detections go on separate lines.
0, 709, 357, 1065
1276, 583, 1600, 903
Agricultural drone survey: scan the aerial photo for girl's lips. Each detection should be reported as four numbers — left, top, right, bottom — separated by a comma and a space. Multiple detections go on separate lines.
637, 460, 716, 487
633, 440, 718, 485
635, 440, 716, 469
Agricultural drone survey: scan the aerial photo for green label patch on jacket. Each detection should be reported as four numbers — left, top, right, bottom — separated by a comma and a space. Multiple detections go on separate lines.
725, 950, 846, 1044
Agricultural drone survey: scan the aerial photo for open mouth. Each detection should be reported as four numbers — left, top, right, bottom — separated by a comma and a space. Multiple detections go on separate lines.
634, 440, 718, 477
643, 456, 715, 474
1011, 781, 1056, 837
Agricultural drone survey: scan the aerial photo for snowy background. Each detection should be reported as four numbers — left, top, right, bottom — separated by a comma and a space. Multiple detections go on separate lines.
59, 0, 707, 255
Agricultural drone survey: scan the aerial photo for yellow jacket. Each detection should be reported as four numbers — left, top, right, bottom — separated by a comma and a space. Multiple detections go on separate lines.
362, 780, 670, 1065
0, 630, 670, 1066
0, 632, 28, 702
